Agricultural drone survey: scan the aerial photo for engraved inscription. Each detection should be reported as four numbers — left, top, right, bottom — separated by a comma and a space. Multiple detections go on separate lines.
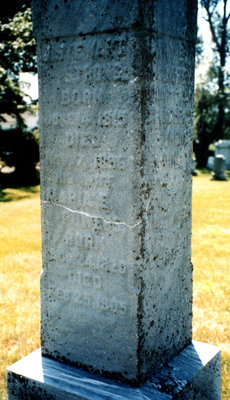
40, 33, 137, 326
68, 271, 103, 290
54, 287, 128, 316
41, 108, 131, 131
40, 36, 130, 65
63, 63, 130, 86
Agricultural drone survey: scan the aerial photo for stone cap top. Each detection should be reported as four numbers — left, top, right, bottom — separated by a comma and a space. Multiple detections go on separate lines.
215, 140, 230, 148
32, 0, 197, 42
215, 154, 226, 159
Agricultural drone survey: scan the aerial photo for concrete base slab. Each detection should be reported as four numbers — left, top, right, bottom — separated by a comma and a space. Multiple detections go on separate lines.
7, 341, 221, 400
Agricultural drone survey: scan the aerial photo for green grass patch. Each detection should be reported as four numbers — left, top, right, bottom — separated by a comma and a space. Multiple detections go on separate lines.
0, 178, 229, 399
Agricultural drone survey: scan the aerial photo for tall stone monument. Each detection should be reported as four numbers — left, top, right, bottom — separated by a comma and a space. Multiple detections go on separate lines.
7, 1, 221, 399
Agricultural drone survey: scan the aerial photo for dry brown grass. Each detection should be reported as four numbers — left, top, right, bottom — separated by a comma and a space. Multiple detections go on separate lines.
0, 186, 41, 400
192, 173, 230, 399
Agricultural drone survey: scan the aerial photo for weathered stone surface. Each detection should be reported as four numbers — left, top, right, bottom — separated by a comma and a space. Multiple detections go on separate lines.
31, 0, 197, 384
32, 0, 197, 42
7, 341, 221, 400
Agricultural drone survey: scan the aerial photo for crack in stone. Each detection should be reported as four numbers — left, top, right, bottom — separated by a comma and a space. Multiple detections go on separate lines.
43, 200, 142, 229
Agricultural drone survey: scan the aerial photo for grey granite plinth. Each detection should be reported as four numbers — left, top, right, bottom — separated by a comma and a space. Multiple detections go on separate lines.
7, 341, 220, 400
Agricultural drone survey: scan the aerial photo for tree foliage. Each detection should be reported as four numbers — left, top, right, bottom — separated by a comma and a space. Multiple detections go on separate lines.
196, 34, 204, 65
0, 1, 39, 184
201, 0, 230, 136
0, 2, 37, 126
194, 84, 218, 167
194, 0, 230, 168
0, 127, 39, 185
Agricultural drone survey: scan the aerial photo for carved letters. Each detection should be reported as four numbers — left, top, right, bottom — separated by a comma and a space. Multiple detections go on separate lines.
55, 287, 128, 316
41, 33, 136, 320
40, 35, 129, 65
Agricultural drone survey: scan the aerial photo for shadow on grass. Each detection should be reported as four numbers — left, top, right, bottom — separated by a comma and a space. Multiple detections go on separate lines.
194, 168, 230, 180
0, 185, 40, 203
0, 170, 40, 202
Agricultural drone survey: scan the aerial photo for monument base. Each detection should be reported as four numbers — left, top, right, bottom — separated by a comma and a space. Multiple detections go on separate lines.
211, 172, 227, 181
7, 341, 220, 400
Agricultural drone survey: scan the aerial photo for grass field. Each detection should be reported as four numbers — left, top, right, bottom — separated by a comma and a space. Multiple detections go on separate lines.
0, 186, 41, 400
0, 175, 229, 399
192, 173, 230, 399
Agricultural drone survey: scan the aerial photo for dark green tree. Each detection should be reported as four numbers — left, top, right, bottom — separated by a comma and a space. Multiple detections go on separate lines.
0, 128, 39, 184
201, 0, 230, 140
0, 1, 37, 126
194, 0, 230, 168
194, 83, 219, 167
0, 1, 39, 184
196, 33, 204, 65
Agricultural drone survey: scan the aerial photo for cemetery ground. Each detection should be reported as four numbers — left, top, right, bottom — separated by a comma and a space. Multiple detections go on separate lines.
0, 174, 229, 400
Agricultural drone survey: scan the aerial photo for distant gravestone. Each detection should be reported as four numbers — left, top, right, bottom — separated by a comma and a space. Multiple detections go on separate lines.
215, 140, 230, 170
207, 156, 214, 170
212, 155, 227, 181
7, 1, 221, 399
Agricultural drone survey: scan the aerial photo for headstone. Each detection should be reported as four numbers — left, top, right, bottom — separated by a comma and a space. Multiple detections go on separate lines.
7, 1, 221, 399
212, 155, 227, 181
192, 157, 197, 175
207, 156, 214, 170
215, 140, 230, 170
